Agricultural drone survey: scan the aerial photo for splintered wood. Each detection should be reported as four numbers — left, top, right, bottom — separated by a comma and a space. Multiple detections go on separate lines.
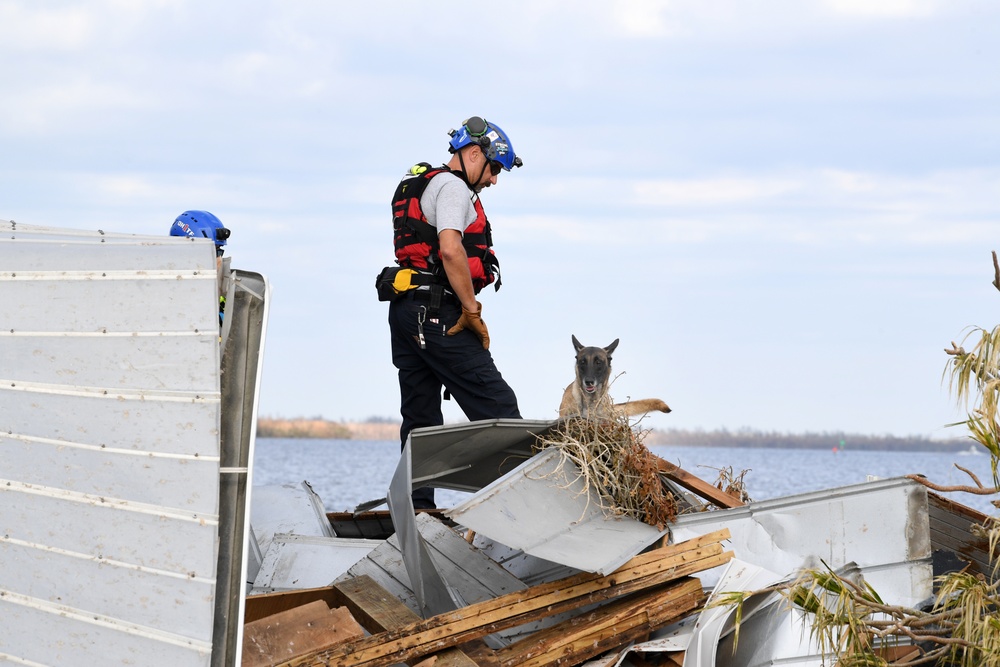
242, 601, 364, 667
274, 528, 731, 667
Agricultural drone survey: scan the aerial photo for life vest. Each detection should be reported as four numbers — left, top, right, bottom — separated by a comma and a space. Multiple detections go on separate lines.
391, 163, 501, 294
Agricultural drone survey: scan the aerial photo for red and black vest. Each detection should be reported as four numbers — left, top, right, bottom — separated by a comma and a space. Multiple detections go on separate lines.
391, 163, 501, 294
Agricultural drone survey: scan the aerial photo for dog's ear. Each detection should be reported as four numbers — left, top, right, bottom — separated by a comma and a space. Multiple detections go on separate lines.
605, 338, 620, 357
572, 335, 584, 353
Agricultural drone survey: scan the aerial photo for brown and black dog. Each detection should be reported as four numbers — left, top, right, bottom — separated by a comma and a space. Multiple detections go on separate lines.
558, 335, 672, 420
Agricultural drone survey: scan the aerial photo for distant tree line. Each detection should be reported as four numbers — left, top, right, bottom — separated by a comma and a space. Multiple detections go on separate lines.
255, 417, 973, 451
256, 418, 351, 439
645, 427, 970, 452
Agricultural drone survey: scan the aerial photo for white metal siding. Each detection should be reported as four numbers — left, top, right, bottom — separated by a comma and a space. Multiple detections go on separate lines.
0, 221, 224, 666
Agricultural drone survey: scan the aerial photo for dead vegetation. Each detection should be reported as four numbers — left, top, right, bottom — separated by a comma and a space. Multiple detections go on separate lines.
704, 465, 753, 505
733, 553, 1000, 667
716, 251, 1000, 667
533, 415, 679, 529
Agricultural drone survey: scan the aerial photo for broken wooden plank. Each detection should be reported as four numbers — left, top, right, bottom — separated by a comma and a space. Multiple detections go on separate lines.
245, 586, 347, 624
242, 600, 364, 667
655, 457, 744, 509
333, 574, 484, 667
833, 643, 922, 666
279, 528, 731, 667
494, 577, 705, 667
659, 654, 685, 667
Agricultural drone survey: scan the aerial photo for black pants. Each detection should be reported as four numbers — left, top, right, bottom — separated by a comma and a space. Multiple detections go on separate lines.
389, 291, 521, 509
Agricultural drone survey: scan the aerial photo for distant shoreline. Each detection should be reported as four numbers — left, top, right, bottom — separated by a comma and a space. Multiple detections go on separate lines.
255, 418, 975, 453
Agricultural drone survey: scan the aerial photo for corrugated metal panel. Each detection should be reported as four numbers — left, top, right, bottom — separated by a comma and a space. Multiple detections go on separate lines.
446, 448, 668, 575
252, 534, 380, 593
409, 418, 557, 492
0, 221, 224, 665
386, 418, 557, 616
250, 482, 336, 561
670, 476, 933, 608
928, 491, 997, 580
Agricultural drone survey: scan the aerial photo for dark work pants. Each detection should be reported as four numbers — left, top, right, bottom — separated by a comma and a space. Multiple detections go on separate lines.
389, 291, 521, 509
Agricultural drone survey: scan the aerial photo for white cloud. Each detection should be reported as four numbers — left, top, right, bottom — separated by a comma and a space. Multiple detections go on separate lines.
822, 0, 938, 18
0, 0, 185, 52
0, 77, 152, 133
611, 0, 678, 37
0, 2, 93, 50
633, 176, 800, 205
510, 168, 1000, 248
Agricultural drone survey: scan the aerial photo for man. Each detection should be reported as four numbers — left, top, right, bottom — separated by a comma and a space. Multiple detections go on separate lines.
170, 210, 232, 326
169, 210, 231, 258
382, 116, 524, 509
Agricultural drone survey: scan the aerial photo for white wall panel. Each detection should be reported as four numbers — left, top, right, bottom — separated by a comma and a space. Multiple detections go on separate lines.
0, 222, 226, 666
1, 436, 219, 513
0, 389, 219, 456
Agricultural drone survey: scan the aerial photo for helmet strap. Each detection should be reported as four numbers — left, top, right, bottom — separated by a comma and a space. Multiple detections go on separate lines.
458, 146, 489, 192
456, 150, 477, 192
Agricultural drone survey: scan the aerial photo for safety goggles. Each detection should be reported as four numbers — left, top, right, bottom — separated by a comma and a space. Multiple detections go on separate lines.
489, 160, 502, 176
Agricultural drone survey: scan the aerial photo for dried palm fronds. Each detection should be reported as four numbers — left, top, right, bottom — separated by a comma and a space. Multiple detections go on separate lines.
716, 555, 1000, 667
533, 415, 678, 529
703, 465, 754, 504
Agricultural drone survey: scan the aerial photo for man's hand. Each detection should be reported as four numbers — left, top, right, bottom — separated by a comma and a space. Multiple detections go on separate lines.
447, 301, 490, 349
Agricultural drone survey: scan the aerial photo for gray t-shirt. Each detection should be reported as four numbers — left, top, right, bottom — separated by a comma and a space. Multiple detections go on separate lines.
420, 172, 478, 235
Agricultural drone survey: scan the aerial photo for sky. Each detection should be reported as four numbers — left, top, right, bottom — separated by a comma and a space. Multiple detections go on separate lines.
2, 0, 999, 439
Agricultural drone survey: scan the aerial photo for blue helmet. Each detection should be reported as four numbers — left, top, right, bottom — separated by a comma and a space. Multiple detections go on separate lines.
170, 210, 230, 255
448, 116, 523, 171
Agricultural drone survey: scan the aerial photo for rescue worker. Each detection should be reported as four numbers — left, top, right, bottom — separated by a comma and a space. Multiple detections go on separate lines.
169, 210, 230, 257
381, 117, 524, 509
170, 210, 231, 326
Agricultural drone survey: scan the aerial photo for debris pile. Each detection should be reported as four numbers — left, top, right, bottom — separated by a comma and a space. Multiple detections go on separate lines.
248, 527, 730, 667
243, 420, 998, 667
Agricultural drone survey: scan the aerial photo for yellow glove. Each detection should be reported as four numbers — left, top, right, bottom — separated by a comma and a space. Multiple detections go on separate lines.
447, 301, 490, 350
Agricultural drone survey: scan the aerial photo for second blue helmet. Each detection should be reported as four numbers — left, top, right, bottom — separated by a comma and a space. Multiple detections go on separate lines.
170, 210, 230, 255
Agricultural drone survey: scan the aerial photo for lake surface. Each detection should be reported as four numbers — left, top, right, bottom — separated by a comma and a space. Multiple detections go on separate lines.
251, 438, 1000, 515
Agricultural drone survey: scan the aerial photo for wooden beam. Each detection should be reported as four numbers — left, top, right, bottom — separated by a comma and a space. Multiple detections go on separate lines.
279, 528, 731, 667
494, 578, 705, 667
655, 457, 744, 509
333, 575, 482, 667
244, 585, 348, 624
242, 601, 364, 667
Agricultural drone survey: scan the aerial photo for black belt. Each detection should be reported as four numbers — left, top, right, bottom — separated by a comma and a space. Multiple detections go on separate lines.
408, 286, 458, 307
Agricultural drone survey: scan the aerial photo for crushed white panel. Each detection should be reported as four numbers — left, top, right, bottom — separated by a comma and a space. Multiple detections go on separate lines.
471, 533, 578, 587
387, 418, 557, 616
670, 476, 933, 608
446, 448, 668, 575
673, 560, 786, 667
249, 481, 334, 559
408, 418, 557, 493
251, 533, 380, 593
0, 221, 224, 666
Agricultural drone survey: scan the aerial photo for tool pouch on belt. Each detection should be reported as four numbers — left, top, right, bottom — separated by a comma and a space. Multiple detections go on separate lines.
375, 266, 422, 302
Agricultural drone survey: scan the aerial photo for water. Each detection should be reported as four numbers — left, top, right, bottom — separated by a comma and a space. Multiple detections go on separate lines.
251, 438, 1000, 516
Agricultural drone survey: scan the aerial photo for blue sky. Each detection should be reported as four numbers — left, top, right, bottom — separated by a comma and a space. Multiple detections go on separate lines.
3, 1, 999, 438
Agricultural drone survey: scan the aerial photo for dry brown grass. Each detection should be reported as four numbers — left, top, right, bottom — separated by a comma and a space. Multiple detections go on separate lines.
256, 418, 353, 439
255, 419, 402, 440
533, 416, 678, 529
